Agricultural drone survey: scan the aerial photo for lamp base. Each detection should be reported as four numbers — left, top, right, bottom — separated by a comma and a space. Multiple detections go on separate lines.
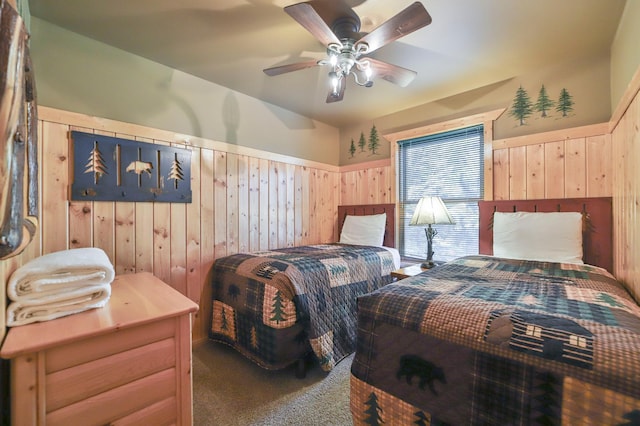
421, 261, 436, 269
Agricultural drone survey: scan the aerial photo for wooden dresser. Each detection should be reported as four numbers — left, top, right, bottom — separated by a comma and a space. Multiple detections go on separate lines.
0, 272, 199, 426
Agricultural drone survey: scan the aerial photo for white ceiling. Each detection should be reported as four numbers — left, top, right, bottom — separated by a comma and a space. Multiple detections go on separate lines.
28, 0, 626, 128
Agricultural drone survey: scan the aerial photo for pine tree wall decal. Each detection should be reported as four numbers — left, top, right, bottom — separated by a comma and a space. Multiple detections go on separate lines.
358, 132, 367, 153
535, 84, 555, 117
556, 88, 574, 117
368, 125, 380, 155
349, 138, 356, 158
509, 85, 533, 125
84, 141, 108, 184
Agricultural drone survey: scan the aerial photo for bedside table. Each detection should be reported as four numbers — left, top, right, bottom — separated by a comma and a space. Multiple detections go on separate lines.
391, 263, 429, 280
391, 261, 445, 280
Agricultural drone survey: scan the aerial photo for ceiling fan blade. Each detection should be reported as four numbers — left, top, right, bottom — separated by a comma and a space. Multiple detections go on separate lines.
285, 2, 342, 47
263, 60, 319, 76
367, 58, 417, 87
326, 77, 346, 103
356, 2, 432, 53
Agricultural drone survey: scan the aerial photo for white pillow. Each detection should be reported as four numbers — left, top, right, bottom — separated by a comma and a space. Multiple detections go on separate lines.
339, 213, 387, 246
493, 211, 583, 264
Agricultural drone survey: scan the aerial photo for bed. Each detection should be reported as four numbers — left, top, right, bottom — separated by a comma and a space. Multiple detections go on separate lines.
208, 204, 400, 374
350, 197, 640, 424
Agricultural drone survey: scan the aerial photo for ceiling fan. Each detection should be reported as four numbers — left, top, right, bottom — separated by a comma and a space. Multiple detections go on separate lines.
263, 1, 432, 103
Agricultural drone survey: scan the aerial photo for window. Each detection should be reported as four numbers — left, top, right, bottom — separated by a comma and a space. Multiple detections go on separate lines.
398, 125, 484, 262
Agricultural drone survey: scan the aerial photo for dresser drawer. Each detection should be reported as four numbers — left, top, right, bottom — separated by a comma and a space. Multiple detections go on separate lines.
46, 337, 176, 411
45, 319, 176, 373
46, 368, 176, 425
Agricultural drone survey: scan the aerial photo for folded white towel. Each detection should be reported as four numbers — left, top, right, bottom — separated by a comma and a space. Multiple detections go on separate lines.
6, 284, 111, 326
7, 247, 115, 302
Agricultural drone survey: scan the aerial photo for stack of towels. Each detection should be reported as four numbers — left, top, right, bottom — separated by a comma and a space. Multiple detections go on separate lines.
6, 247, 115, 327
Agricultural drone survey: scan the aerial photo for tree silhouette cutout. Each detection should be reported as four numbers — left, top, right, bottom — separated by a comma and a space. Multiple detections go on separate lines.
620, 410, 640, 425
319, 353, 333, 369
414, 411, 429, 426
535, 85, 555, 117
270, 290, 287, 324
358, 132, 367, 153
349, 138, 356, 158
533, 372, 561, 424
596, 292, 624, 307
556, 88, 574, 117
368, 125, 380, 155
84, 141, 108, 183
221, 306, 229, 330
250, 326, 258, 350
363, 392, 384, 425
168, 153, 184, 189
509, 85, 533, 125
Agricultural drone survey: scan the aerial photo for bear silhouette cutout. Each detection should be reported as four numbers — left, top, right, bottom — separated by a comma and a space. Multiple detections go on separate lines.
396, 354, 447, 395
126, 160, 153, 175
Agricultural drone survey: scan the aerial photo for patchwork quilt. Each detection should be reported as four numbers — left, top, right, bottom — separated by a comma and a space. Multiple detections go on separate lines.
351, 255, 640, 425
209, 244, 395, 371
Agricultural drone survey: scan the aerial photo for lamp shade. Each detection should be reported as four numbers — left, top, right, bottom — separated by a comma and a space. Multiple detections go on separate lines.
409, 196, 455, 226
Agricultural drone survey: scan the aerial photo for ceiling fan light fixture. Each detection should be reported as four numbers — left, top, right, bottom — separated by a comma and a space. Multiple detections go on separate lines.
365, 64, 373, 79
329, 71, 340, 94
264, 1, 432, 103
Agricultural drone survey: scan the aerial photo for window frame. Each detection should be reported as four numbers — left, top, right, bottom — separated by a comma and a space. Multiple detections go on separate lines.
384, 109, 504, 254
397, 125, 485, 262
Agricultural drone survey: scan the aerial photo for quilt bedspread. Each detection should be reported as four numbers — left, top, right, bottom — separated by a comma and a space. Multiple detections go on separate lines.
351, 255, 640, 424
210, 244, 395, 371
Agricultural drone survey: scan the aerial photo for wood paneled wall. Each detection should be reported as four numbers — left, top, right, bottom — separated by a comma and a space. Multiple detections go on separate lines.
491, 124, 612, 200
611, 67, 640, 302
0, 107, 340, 343
340, 159, 393, 205
341, 122, 612, 206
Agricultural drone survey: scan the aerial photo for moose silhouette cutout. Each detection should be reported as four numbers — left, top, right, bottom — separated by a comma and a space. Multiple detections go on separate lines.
396, 354, 447, 395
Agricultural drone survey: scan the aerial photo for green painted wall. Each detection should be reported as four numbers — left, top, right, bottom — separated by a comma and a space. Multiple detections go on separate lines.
30, 18, 340, 166
339, 53, 613, 166
339, 2, 640, 167
611, 0, 640, 110
29, 2, 639, 169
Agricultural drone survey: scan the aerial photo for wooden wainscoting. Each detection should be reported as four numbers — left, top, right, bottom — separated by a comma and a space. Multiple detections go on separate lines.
340, 159, 392, 206
492, 123, 612, 200
611, 66, 640, 303
0, 107, 340, 343
342, 122, 612, 207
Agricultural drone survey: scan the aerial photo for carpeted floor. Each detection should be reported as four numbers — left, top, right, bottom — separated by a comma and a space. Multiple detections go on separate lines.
192, 341, 353, 425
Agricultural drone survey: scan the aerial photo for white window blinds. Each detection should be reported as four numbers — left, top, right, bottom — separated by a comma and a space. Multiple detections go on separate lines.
398, 125, 484, 262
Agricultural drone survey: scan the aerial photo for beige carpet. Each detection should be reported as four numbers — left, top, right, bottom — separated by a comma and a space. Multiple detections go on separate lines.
192, 341, 353, 425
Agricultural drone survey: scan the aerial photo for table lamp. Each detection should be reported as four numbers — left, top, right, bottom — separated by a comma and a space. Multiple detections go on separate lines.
409, 196, 455, 268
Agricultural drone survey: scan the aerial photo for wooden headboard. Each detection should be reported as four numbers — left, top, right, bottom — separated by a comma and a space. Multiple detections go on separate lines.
337, 204, 396, 248
478, 197, 613, 272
